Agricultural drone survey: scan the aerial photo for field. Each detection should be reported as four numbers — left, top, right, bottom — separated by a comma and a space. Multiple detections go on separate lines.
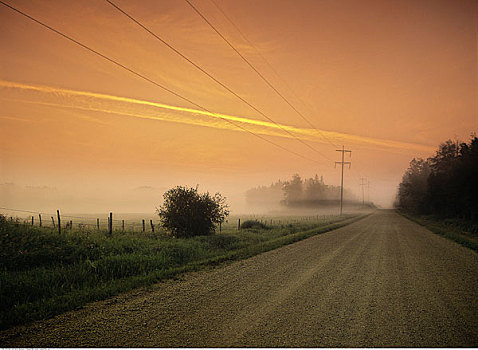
0, 211, 369, 330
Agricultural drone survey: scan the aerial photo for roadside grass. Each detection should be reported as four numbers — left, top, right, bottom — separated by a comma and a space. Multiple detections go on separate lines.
398, 211, 478, 252
0, 213, 369, 330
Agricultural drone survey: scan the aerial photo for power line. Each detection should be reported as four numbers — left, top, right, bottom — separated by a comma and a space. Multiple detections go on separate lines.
184, 0, 338, 155
207, 0, 339, 149
104, 0, 331, 162
0, 0, 322, 165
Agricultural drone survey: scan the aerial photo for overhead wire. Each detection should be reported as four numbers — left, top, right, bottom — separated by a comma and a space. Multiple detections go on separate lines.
207, 0, 340, 149
103, 0, 331, 162
184, 0, 339, 155
0, 0, 323, 165
204, 0, 370, 193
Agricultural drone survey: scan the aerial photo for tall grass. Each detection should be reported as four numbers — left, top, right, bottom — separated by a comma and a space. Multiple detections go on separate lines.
0, 213, 367, 330
398, 211, 478, 251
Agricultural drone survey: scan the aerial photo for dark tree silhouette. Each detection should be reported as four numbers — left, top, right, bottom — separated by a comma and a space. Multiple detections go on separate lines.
158, 186, 229, 238
283, 174, 303, 204
396, 158, 431, 214
396, 134, 478, 221
247, 174, 355, 207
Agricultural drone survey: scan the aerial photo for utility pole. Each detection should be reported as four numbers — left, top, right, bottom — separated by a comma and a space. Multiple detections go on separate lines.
359, 177, 367, 205
367, 180, 371, 204
335, 146, 351, 215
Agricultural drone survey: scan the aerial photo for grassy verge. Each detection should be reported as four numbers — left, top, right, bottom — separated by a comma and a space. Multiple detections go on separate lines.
398, 211, 478, 252
0, 213, 369, 330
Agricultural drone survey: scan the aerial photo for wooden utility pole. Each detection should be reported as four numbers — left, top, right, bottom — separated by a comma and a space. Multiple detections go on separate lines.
335, 146, 352, 215
359, 177, 367, 205
367, 180, 371, 203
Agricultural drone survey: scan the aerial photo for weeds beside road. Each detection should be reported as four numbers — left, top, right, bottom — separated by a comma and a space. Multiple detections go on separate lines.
0, 212, 369, 330
397, 211, 478, 252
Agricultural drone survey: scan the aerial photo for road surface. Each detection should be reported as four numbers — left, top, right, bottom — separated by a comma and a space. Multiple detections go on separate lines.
1, 210, 477, 347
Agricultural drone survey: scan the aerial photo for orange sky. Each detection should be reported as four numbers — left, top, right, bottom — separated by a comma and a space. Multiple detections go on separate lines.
0, 0, 477, 212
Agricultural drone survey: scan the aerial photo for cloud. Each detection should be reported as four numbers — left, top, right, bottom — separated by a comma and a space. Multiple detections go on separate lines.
0, 115, 34, 123
0, 80, 435, 153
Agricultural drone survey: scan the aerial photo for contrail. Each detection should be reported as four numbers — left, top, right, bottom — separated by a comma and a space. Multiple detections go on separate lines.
0, 80, 435, 153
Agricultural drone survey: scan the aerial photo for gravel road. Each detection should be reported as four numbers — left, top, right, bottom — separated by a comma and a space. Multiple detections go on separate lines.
1, 210, 477, 347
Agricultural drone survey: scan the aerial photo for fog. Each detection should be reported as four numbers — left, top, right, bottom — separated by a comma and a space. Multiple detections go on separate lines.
1, 0, 475, 220
0, 173, 391, 220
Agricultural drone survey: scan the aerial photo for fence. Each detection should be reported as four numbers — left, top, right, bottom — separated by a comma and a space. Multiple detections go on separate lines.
0, 207, 162, 234
0, 206, 339, 235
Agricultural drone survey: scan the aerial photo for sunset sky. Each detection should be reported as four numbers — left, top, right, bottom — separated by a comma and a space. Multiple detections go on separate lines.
1, 0, 477, 213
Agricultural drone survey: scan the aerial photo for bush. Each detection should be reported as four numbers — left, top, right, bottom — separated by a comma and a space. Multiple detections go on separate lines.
158, 186, 229, 238
241, 220, 269, 230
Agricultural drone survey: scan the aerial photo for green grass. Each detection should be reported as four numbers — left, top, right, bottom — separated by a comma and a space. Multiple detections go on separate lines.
0, 213, 369, 330
398, 211, 478, 252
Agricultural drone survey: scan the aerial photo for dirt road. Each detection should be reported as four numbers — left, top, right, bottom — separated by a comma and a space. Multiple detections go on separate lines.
2, 210, 477, 347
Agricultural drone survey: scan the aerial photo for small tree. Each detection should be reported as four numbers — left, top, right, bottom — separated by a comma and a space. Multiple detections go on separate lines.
158, 186, 229, 238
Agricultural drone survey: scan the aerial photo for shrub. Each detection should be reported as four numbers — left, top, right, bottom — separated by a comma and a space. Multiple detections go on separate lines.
241, 220, 269, 230
158, 186, 229, 238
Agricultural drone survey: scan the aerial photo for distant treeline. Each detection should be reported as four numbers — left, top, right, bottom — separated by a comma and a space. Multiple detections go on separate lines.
246, 174, 355, 207
396, 135, 478, 220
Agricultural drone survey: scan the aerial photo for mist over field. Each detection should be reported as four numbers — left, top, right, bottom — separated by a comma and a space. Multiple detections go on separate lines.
1, 173, 384, 217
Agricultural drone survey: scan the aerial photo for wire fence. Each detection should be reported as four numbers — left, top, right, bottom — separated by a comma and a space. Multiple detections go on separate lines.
0, 206, 341, 235
0, 207, 162, 234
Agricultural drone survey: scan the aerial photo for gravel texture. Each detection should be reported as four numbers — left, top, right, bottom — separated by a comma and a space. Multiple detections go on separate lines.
1, 210, 477, 347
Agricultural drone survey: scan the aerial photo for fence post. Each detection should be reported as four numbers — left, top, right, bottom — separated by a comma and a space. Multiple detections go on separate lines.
142, 219, 145, 232
109, 212, 113, 236
122, 220, 125, 232
31, 216, 34, 226
39, 214, 42, 227
150, 219, 154, 233
97, 218, 100, 231
238, 218, 241, 230
51, 216, 55, 228
70, 220, 73, 230
57, 210, 61, 234
219, 221, 222, 232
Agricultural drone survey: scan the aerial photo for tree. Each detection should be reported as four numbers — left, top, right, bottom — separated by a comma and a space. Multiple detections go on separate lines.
158, 186, 229, 238
283, 174, 303, 204
396, 134, 478, 220
396, 158, 431, 214
304, 174, 326, 201
426, 137, 478, 219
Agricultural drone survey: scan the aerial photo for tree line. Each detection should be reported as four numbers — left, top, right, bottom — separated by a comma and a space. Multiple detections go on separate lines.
246, 174, 356, 207
395, 135, 478, 220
